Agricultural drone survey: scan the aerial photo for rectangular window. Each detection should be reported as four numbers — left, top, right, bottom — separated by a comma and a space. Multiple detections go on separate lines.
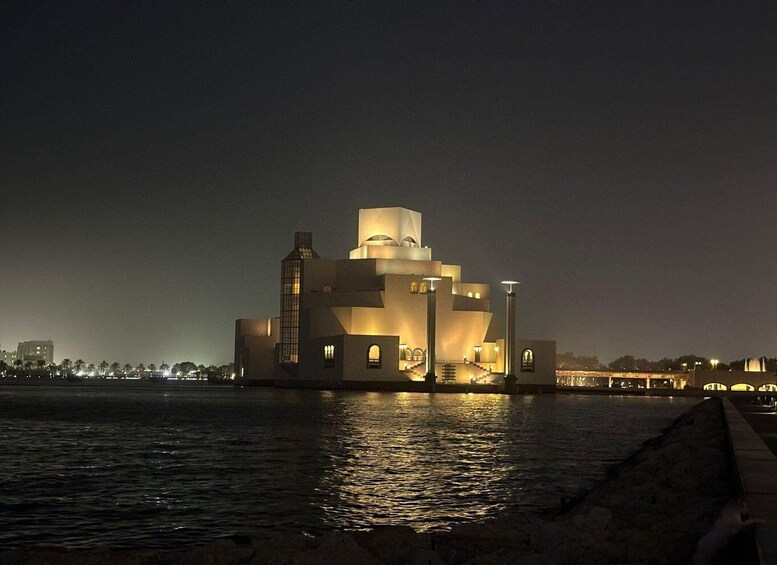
323, 345, 335, 368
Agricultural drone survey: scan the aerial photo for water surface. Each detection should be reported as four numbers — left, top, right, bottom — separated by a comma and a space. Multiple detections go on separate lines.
0, 386, 696, 548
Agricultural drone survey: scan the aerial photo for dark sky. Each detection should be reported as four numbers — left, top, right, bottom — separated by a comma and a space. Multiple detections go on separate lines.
2, 2, 776, 366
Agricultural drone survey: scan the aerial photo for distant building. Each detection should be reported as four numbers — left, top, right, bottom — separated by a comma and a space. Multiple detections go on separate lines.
0, 348, 17, 365
16, 340, 54, 365
235, 206, 556, 388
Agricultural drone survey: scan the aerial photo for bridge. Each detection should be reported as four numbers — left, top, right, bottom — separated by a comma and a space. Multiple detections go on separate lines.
557, 369, 777, 392
557, 370, 688, 389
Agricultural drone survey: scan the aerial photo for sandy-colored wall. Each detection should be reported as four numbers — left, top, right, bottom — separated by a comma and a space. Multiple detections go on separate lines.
346, 274, 495, 363
516, 339, 556, 385
235, 318, 278, 379
341, 334, 403, 381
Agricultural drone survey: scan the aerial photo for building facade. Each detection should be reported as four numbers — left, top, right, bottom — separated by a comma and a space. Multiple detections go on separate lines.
16, 340, 54, 365
235, 207, 555, 388
0, 348, 17, 365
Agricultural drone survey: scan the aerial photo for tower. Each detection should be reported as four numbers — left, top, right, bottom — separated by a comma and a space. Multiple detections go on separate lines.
279, 232, 319, 369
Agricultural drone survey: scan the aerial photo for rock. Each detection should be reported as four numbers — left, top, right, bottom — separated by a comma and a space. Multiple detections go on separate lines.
350, 525, 430, 564
175, 539, 256, 565
401, 547, 444, 565
288, 532, 382, 565
626, 530, 661, 562
251, 531, 321, 564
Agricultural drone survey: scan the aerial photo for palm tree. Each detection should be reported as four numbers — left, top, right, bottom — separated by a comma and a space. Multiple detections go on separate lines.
61, 358, 73, 375
23, 360, 33, 376
109, 362, 120, 376
74, 359, 85, 374
87, 363, 96, 376
160, 362, 170, 375
148, 363, 157, 374
0, 360, 7, 375
122, 363, 132, 377
136, 363, 146, 376
99, 360, 109, 376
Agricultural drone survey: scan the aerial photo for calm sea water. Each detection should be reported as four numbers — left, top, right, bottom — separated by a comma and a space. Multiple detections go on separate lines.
0, 386, 696, 549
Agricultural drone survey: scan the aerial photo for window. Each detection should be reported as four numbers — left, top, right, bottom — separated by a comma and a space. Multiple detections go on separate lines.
404, 347, 413, 361
419, 282, 428, 294
703, 383, 727, 391
323, 283, 332, 293
731, 383, 755, 391
412, 348, 425, 362
410, 281, 419, 293
467, 292, 473, 297
521, 348, 535, 372
474, 292, 481, 299
323, 345, 335, 368
367, 345, 381, 369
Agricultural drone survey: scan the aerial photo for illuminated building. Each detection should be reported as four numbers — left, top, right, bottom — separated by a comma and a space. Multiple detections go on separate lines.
0, 348, 17, 365
16, 340, 54, 365
235, 207, 555, 389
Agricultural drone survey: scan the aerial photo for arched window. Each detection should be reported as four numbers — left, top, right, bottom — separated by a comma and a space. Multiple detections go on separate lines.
412, 348, 424, 362
474, 292, 481, 299
404, 347, 413, 361
323, 345, 335, 368
703, 383, 727, 391
402, 236, 418, 247
322, 283, 332, 293
521, 348, 535, 372
758, 383, 777, 392
410, 281, 419, 294
419, 282, 429, 294
467, 292, 473, 298
731, 383, 755, 391
367, 345, 381, 369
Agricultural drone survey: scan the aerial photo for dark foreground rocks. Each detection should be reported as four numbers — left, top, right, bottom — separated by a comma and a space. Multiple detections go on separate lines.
0, 399, 738, 565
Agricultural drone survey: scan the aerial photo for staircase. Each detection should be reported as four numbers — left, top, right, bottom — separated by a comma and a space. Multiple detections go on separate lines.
402, 360, 426, 379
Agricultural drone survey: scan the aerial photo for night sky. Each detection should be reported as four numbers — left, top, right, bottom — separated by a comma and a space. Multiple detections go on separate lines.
2, 2, 776, 366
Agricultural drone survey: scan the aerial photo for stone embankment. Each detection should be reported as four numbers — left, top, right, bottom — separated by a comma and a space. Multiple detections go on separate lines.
0, 399, 743, 565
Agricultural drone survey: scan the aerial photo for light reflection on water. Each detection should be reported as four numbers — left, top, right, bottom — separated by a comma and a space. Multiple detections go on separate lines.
0, 386, 696, 549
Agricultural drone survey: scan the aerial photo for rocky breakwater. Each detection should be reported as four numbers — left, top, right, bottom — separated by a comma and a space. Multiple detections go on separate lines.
0, 398, 741, 565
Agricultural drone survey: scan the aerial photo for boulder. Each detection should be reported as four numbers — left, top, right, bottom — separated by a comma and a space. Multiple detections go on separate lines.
350, 526, 431, 564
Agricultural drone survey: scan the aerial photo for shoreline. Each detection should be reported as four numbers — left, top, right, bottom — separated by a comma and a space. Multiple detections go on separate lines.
2, 377, 775, 401
0, 397, 749, 564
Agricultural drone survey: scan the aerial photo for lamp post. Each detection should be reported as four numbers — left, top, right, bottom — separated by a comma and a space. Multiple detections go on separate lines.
711, 358, 719, 370
423, 277, 441, 389
501, 280, 520, 393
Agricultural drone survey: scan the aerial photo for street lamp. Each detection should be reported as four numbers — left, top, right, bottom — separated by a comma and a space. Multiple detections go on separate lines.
501, 280, 520, 391
711, 358, 719, 370
423, 277, 442, 388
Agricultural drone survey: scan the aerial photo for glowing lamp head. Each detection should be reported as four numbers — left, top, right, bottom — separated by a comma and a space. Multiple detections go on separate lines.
423, 276, 442, 291
501, 280, 520, 293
